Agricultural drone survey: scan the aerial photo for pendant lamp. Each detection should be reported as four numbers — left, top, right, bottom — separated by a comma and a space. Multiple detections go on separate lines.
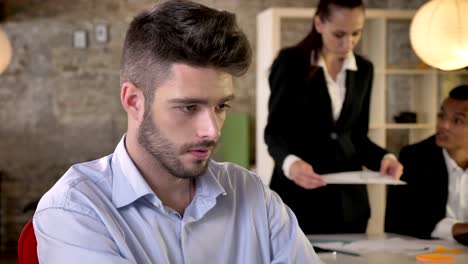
410, 0, 468, 71
0, 28, 12, 74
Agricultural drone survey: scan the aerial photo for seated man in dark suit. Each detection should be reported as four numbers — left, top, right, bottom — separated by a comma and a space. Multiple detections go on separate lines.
386, 85, 468, 244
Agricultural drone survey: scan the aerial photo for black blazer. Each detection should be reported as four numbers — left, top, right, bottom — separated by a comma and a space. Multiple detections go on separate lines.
265, 47, 387, 234
385, 136, 448, 239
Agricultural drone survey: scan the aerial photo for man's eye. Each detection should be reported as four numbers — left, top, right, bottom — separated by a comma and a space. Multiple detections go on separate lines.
181, 105, 198, 113
454, 118, 465, 125
437, 112, 445, 120
215, 103, 231, 112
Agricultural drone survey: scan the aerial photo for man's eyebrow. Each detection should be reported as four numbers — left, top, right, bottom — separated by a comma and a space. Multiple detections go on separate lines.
168, 94, 235, 105
168, 98, 208, 105
220, 94, 235, 103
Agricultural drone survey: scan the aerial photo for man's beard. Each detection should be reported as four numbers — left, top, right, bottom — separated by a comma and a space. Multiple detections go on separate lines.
137, 111, 216, 179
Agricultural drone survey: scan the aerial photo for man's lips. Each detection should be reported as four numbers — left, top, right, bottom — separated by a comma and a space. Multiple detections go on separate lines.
436, 132, 448, 141
187, 147, 211, 159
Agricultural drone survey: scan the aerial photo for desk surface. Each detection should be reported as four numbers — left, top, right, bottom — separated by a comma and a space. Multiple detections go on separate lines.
308, 233, 468, 264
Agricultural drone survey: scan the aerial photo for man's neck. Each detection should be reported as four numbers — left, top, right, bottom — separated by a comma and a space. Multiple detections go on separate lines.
125, 133, 195, 215
447, 148, 468, 169
151, 177, 195, 216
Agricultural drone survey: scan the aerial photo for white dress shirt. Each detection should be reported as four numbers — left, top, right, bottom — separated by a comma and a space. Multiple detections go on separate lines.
317, 52, 357, 121
34, 136, 321, 263
431, 149, 468, 240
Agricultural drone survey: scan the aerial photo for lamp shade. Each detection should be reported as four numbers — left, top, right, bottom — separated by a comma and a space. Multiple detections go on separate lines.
0, 28, 12, 74
410, 0, 468, 71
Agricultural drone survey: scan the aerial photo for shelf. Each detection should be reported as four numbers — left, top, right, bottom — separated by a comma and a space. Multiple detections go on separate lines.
385, 123, 433, 129
437, 69, 468, 75
370, 123, 433, 129
384, 69, 435, 75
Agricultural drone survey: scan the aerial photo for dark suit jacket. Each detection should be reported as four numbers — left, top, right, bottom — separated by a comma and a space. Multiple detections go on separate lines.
265, 47, 387, 234
385, 136, 448, 239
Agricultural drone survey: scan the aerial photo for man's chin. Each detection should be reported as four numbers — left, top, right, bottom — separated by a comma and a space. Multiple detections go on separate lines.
184, 160, 210, 177
184, 152, 211, 164
435, 137, 448, 148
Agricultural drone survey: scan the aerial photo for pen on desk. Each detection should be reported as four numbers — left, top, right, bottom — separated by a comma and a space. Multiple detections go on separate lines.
333, 249, 361, 257
313, 246, 360, 257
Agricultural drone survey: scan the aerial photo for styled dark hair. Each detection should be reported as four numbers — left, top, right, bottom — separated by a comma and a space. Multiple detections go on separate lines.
120, 0, 252, 104
296, 0, 364, 63
449, 84, 468, 100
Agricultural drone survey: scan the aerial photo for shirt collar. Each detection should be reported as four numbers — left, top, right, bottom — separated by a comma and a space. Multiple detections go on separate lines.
314, 51, 358, 72
442, 149, 464, 174
111, 135, 226, 208
196, 160, 227, 199
111, 135, 154, 208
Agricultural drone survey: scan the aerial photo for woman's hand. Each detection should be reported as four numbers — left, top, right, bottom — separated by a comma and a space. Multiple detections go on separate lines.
289, 160, 326, 189
380, 157, 403, 179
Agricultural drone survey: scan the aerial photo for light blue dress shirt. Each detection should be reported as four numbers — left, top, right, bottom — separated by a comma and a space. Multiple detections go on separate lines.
34, 137, 320, 263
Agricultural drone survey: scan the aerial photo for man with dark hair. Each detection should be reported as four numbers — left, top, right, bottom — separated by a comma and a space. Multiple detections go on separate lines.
33, 1, 320, 263
386, 85, 468, 244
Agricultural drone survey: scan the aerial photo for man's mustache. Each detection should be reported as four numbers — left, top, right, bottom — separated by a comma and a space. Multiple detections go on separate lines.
181, 140, 217, 152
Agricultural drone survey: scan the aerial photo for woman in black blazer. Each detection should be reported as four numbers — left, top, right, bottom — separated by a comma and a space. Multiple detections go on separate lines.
264, 0, 403, 234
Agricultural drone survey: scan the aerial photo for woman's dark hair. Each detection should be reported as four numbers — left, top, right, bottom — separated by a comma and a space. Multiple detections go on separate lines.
296, 0, 364, 63
120, 0, 252, 106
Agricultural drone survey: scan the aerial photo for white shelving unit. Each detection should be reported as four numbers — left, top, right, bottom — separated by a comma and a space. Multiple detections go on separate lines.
256, 7, 467, 235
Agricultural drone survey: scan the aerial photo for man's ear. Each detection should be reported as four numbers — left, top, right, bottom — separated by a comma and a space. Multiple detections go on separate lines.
121, 81, 145, 122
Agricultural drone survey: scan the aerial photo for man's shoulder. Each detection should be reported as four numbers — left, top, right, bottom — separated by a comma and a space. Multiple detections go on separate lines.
36, 155, 114, 213
402, 136, 438, 154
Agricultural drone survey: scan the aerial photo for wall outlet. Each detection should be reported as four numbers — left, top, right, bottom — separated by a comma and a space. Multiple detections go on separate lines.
73, 30, 87, 48
95, 23, 108, 43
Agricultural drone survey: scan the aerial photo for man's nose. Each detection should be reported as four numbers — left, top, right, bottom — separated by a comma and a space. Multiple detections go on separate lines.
197, 109, 221, 140
438, 118, 451, 129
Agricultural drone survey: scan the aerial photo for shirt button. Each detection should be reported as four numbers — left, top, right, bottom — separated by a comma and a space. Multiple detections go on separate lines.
330, 132, 338, 140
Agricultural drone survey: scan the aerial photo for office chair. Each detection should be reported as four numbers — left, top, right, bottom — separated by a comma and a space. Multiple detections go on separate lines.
18, 219, 39, 264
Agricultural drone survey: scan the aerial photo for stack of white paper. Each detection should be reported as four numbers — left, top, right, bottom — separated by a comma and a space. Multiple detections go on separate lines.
323, 171, 406, 185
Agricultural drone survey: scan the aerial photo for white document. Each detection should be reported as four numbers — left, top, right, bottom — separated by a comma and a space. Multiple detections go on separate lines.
323, 171, 406, 185
313, 238, 445, 255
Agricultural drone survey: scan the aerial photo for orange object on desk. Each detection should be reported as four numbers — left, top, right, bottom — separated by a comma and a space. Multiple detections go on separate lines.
416, 253, 455, 262
432, 246, 463, 254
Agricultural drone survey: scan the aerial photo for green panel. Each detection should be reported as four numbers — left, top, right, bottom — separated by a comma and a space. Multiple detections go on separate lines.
218, 112, 249, 168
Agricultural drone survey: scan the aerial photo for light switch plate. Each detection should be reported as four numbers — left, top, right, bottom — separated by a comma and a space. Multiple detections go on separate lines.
95, 23, 108, 43
73, 30, 87, 48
